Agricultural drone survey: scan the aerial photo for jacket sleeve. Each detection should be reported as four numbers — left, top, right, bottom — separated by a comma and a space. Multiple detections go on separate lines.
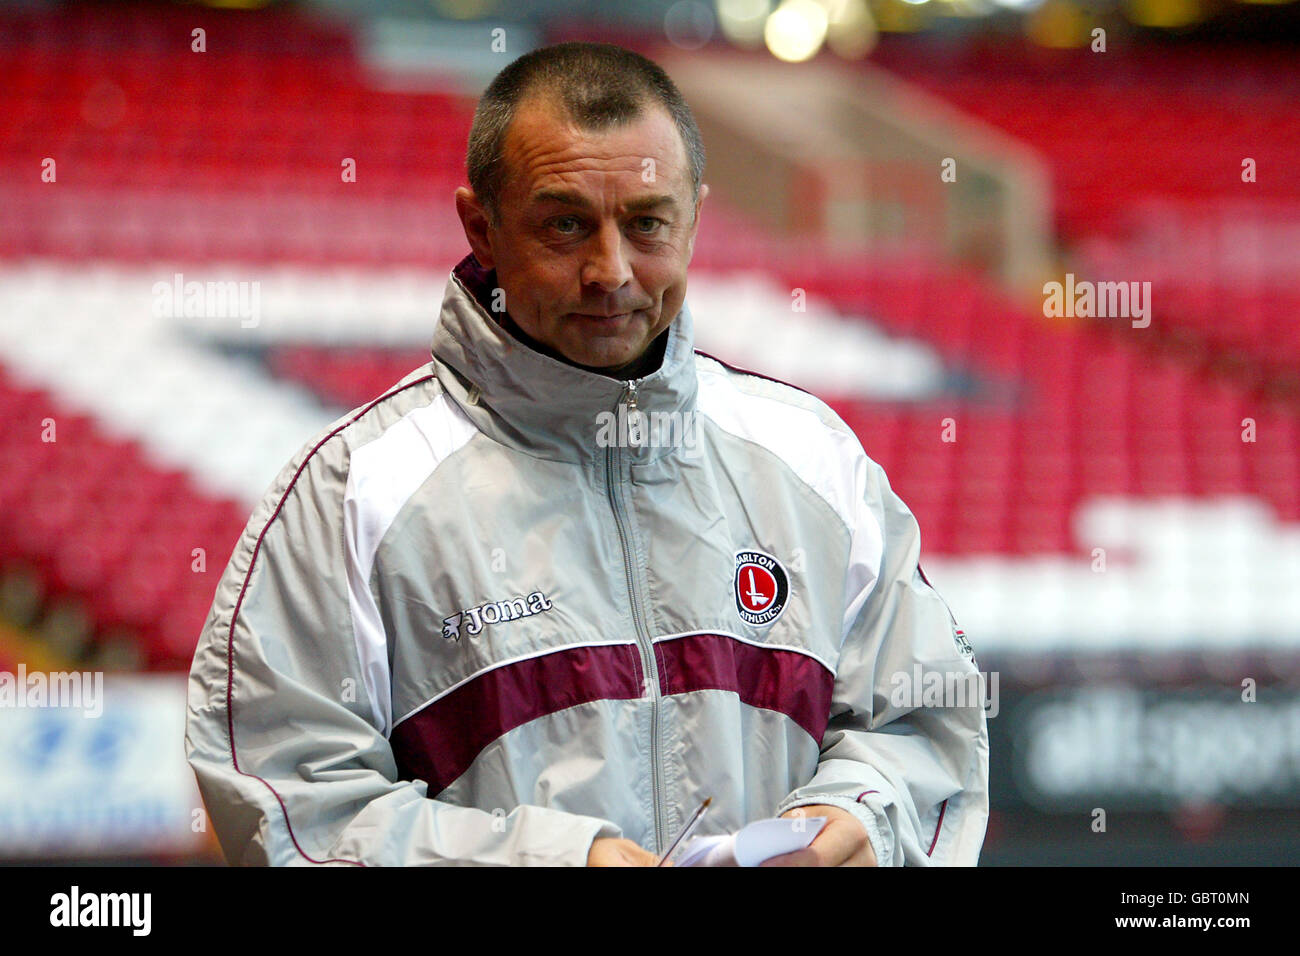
773, 447, 990, 866
185, 430, 624, 866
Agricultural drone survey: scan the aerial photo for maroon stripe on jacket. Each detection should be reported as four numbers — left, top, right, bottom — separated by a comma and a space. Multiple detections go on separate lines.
391, 633, 836, 795
927, 799, 949, 856
392, 643, 645, 795
692, 348, 815, 398
654, 633, 835, 742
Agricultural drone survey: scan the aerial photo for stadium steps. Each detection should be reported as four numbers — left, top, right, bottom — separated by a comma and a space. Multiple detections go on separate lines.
867, 35, 1300, 400
0, 365, 246, 670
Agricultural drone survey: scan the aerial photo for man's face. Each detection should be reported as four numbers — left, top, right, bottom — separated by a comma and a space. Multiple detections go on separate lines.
456, 94, 706, 376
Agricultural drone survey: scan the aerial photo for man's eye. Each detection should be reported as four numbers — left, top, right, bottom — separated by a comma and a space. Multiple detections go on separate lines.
632, 217, 663, 234
551, 216, 582, 234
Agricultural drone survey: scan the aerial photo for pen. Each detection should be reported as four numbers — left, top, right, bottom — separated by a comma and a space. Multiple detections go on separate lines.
656, 796, 711, 867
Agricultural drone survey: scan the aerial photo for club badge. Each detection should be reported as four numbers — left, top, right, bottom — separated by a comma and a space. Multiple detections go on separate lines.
734, 549, 790, 627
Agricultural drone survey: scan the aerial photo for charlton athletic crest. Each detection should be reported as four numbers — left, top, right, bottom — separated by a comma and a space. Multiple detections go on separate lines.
734, 549, 790, 627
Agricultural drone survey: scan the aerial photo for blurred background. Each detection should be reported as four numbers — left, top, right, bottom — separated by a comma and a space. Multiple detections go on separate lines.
1, 0, 1298, 865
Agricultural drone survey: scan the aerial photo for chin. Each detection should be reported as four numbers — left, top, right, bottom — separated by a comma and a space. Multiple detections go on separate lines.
558, 336, 642, 370
574, 349, 637, 371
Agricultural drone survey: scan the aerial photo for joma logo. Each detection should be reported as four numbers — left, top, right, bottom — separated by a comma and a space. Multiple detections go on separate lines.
442, 591, 554, 641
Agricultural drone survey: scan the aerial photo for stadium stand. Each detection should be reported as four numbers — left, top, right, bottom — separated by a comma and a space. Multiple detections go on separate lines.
1, 4, 1297, 669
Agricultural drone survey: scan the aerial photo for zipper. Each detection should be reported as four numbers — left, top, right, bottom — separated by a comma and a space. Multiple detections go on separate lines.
624, 380, 644, 447
605, 378, 667, 854
453, 278, 668, 850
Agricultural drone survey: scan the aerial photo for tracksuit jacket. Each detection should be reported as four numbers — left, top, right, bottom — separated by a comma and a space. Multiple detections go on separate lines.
185, 253, 990, 866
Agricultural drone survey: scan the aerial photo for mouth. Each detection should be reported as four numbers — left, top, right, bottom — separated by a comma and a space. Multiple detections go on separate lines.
567, 310, 638, 324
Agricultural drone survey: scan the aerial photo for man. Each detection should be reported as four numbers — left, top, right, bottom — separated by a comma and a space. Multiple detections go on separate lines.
186, 42, 989, 866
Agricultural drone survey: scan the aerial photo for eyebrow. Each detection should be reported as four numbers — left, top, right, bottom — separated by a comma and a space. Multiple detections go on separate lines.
530, 188, 679, 214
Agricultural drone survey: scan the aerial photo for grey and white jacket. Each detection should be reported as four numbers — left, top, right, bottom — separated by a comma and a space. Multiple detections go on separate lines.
185, 254, 990, 866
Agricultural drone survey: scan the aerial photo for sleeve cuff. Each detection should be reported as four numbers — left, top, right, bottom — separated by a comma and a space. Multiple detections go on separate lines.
561, 816, 624, 867
510, 809, 624, 867
777, 791, 895, 867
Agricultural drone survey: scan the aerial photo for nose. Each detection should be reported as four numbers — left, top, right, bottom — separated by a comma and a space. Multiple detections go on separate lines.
580, 222, 632, 293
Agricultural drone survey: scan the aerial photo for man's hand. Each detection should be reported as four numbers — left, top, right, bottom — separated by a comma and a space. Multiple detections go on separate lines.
587, 837, 663, 867
761, 805, 878, 867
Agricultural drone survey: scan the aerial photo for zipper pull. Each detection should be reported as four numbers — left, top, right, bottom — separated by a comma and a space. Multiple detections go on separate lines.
624, 380, 645, 447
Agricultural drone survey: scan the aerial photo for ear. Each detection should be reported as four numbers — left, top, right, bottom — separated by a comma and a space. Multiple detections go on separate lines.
455, 186, 496, 270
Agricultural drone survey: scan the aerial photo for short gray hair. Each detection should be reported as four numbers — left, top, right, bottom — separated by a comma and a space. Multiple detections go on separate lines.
466, 42, 706, 225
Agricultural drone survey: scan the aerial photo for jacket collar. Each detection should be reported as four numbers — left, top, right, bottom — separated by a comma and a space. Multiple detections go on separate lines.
430, 254, 700, 465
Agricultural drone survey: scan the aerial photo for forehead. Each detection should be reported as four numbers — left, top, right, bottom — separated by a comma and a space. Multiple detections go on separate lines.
499, 94, 691, 198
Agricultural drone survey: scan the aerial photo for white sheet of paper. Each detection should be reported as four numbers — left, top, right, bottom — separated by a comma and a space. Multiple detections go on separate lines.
675, 816, 828, 867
